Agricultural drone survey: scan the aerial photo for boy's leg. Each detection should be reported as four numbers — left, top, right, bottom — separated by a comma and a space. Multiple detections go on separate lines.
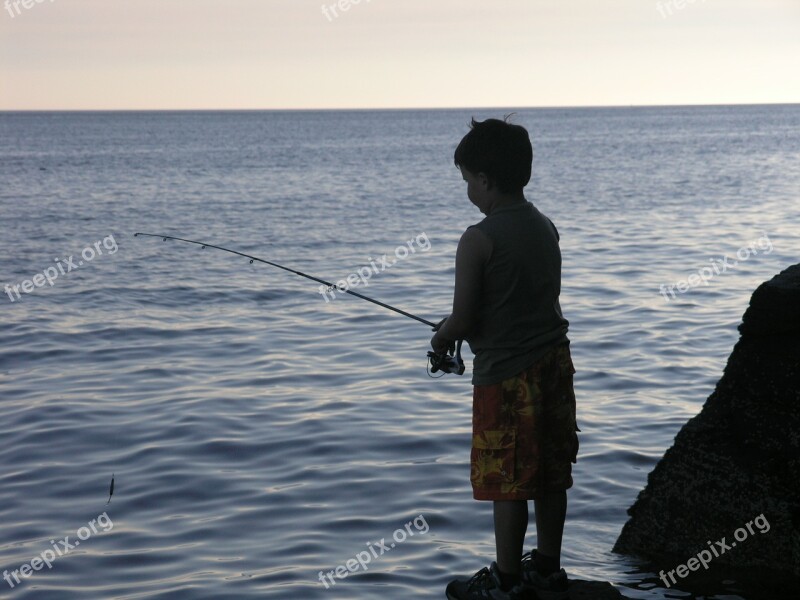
534, 489, 567, 563
494, 499, 528, 578
525, 342, 576, 586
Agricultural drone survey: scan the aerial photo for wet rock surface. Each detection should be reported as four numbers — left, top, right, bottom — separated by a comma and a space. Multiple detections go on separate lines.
563, 578, 633, 599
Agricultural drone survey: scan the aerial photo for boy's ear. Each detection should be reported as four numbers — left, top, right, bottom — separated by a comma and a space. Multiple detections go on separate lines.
477, 172, 492, 191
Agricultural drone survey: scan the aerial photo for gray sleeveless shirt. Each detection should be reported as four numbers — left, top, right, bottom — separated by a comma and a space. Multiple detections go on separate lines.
467, 201, 569, 385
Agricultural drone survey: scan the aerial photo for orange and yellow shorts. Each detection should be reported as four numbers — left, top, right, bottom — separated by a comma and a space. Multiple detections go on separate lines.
471, 342, 579, 501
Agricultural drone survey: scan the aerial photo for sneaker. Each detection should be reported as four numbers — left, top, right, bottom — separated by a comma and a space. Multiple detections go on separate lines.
520, 550, 569, 599
446, 561, 535, 600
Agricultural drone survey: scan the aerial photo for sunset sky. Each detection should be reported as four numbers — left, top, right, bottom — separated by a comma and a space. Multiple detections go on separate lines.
1, 0, 799, 110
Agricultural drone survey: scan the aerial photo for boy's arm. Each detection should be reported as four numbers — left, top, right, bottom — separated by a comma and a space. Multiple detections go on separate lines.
430, 227, 491, 353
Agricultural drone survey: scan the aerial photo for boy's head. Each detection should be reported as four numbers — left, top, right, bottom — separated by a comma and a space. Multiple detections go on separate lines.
454, 117, 533, 195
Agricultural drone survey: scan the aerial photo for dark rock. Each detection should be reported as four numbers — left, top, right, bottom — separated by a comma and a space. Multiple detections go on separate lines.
614, 264, 800, 586
564, 579, 633, 599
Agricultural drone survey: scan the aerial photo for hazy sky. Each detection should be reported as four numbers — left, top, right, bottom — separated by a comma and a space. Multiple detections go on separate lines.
1, 0, 799, 110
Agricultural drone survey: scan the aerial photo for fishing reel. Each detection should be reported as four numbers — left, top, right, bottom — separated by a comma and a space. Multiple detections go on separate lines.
428, 339, 465, 376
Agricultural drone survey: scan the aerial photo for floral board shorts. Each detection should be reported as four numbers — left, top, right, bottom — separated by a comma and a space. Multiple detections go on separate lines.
471, 342, 579, 501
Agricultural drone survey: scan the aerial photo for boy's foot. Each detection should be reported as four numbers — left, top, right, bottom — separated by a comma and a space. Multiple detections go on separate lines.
446, 562, 535, 600
520, 550, 569, 599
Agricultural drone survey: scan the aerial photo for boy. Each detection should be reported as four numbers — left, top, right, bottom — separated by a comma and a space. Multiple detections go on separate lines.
431, 117, 579, 600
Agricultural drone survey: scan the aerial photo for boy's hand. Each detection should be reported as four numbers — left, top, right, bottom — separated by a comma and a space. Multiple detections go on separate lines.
431, 317, 454, 354
430, 329, 455, 356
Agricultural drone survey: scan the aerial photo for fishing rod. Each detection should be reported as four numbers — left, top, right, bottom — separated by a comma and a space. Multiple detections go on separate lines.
134, 232, 464, 375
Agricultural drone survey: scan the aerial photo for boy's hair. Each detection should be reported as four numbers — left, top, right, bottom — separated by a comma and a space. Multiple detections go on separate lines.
454, 117, 533, 193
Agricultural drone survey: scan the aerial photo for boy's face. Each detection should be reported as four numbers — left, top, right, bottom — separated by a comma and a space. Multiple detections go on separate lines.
460, 166, 491, 214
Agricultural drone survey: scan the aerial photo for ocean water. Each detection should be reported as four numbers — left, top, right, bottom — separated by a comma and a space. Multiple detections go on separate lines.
0, 106, 798, 600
